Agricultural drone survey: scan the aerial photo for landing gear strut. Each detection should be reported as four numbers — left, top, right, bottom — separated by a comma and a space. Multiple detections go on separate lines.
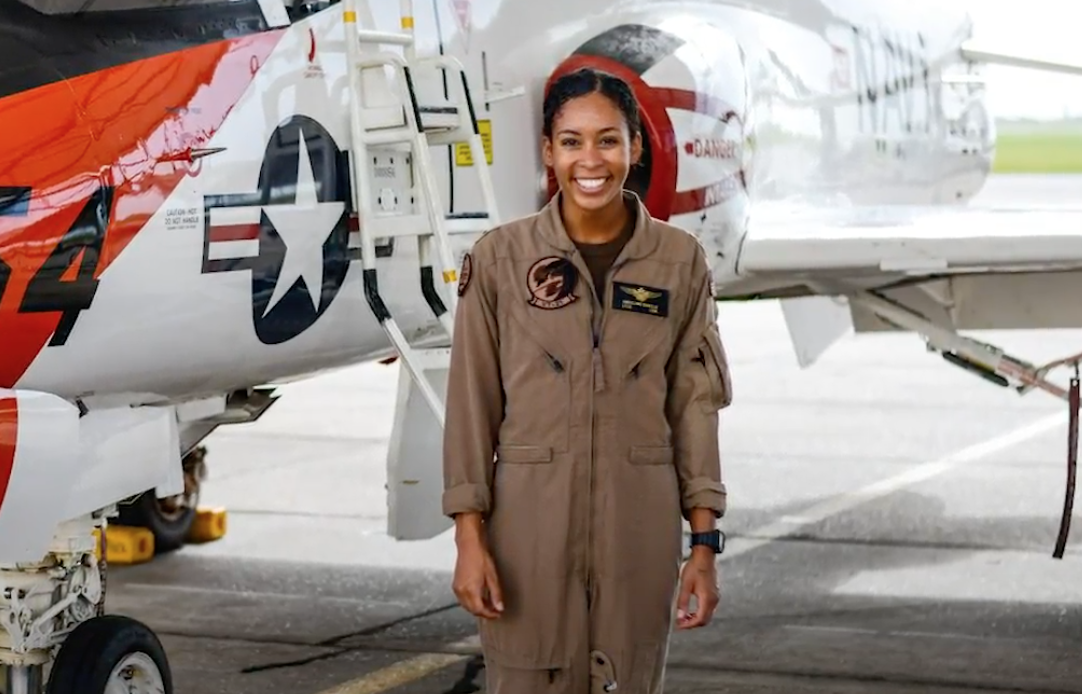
1054, 368, 1079, 559
844, 288, 1082, 558
0, 513, 173, 694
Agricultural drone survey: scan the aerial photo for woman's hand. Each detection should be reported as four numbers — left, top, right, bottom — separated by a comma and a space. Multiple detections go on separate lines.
675, 547, 719, 630
451, 513, 504, 619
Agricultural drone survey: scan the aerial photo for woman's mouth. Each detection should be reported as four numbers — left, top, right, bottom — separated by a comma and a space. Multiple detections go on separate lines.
574, 176, 610, 194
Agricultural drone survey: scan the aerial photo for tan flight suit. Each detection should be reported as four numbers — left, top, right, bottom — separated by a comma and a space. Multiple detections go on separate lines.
443, 190, 732, 694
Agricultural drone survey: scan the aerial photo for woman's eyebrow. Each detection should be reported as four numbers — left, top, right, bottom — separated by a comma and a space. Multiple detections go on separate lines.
556, 126, 621, 135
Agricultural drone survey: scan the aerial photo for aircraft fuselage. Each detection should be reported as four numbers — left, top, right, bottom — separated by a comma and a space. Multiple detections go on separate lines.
0, 0, 992, 405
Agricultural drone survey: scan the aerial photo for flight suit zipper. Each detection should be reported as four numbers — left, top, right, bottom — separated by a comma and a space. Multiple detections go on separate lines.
565, 248, 601, 607
586, 253, 630, 609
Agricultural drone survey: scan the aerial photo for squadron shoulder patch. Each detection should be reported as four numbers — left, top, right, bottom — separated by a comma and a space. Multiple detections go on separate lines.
612, 281, 669, 317
526, 256, 578, 310
457, 253, 473, 297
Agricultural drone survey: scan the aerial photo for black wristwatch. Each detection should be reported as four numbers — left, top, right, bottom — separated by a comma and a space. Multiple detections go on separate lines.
689, 530, 725, 554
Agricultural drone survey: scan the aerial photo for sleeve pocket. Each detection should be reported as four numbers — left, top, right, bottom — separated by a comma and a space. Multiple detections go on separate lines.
701, 329, 733, 411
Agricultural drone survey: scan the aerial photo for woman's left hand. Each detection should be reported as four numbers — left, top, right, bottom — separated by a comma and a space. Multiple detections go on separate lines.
675, 548, 720, 630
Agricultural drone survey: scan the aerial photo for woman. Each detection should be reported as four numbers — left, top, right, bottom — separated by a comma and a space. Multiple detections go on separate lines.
442, 66, 732, 694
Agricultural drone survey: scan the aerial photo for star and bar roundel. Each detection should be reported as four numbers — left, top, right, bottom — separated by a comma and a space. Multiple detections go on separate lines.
201, 115, 354, 346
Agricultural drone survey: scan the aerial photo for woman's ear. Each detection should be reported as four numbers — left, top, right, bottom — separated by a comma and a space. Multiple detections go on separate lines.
631, 131, 643, 166
542, 137, 554, 168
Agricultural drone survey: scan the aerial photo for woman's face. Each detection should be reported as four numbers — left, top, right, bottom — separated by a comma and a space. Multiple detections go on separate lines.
543, 91, 642, 214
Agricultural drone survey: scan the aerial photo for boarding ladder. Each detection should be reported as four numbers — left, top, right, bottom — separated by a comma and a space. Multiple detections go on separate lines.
345, 0, 499, 426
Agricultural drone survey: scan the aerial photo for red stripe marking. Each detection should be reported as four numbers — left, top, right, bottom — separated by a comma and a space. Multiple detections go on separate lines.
671, 171, 746, 216
648, 87, 742, 127
209, 223, 261, 242
0, 397, 17, 513
0, 31, 286, 388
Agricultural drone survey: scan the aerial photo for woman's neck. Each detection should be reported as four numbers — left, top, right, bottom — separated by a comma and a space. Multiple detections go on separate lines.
560, 192, 629, 245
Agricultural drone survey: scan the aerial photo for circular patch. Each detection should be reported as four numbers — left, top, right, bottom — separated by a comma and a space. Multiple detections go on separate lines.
526, 256, 578, 309
457, 253, 473, 297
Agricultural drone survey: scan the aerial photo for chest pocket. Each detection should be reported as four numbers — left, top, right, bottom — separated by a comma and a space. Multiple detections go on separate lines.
497, 309, 574, 454
616, 319, 674, 448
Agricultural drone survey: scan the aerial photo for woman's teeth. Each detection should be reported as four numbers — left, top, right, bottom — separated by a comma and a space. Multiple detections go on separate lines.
576, 178, 606, 191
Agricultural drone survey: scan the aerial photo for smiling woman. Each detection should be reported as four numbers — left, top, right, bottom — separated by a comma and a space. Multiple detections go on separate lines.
442, 65, 732, 694
541, 68, 643, 248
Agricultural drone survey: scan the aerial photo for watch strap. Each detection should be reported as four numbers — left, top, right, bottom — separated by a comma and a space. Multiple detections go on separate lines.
689, 529, 724, 554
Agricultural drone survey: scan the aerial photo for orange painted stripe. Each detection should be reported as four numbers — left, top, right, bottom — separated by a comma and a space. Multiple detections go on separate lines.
0, 30, 286, 388
0, 397, 17, 513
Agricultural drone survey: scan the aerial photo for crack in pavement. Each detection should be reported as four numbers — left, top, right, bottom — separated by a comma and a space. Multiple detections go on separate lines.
238, 602, 460, 674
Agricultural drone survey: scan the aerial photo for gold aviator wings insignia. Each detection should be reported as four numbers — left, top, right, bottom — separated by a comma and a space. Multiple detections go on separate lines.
622, 286, 661, 302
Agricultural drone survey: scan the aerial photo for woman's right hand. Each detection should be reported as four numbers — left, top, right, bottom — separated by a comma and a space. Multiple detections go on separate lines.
452, 514, 505, 619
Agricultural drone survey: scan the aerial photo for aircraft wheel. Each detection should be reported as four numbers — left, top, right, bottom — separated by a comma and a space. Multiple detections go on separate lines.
117, 446, 205, 553
117, 490, 196, 553
45, 615, 172, 694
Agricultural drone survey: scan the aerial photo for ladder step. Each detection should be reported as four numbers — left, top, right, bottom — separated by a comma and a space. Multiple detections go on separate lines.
364, 213, 491, 238
408, 347, 452, 370
445, 214, 491, 234
357, 29, 414, 47
363, 105, 464, 135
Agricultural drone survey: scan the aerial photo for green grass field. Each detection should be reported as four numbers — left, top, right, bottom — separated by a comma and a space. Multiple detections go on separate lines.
993, 119, 1082, 173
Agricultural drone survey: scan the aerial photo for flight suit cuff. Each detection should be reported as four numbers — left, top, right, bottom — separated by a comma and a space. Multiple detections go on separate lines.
442, 483, 492, 518
681, 479, 727, 519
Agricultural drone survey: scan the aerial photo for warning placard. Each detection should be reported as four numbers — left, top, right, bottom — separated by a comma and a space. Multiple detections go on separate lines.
454, 119, 493, 166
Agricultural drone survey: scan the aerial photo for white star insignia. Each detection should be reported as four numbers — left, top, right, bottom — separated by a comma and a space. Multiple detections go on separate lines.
261, 130, 345, 316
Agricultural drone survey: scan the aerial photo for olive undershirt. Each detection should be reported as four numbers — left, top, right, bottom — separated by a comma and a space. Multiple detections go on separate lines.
572, 200, 636, 304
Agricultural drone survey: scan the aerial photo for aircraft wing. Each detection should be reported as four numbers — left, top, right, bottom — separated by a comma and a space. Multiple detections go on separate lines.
960, 40, 1082, 77
739, 205, 1082, 278
733, 204, 1082, 367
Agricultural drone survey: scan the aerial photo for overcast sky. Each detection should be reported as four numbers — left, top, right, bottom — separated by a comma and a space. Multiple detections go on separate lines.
953, 0, 1082, 119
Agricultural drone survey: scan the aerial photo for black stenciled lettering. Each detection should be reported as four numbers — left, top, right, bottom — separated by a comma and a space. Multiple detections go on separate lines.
853, 24, 877, 133
850, 23, 932, 142
20, 185, 113, 346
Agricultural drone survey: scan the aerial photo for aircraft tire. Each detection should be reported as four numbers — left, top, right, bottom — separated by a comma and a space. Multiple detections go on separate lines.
117, 490, 197, 554
117, 445, 205, 553
45, 615, 173, 694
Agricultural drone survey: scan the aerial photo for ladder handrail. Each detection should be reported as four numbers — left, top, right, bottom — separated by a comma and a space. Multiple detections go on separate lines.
346, 0, 501, 423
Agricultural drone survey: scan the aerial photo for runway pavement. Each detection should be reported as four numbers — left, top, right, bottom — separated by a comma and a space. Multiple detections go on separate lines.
106, 173, 1082, 693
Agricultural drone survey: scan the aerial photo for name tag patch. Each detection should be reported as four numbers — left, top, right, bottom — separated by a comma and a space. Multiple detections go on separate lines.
612, 282, 669, 317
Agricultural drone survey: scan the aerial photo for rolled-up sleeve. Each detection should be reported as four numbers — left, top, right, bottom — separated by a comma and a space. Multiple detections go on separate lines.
442, 236, 503, 518
665, 244, 732, 519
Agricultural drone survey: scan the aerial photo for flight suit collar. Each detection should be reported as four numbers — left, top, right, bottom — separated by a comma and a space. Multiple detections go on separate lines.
539, 189, 659, 261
